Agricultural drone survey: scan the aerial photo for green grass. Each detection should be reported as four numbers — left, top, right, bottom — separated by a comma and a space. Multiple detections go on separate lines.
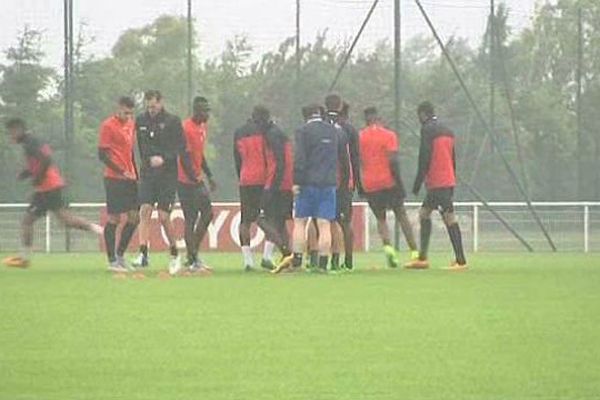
1, 252, 599, 400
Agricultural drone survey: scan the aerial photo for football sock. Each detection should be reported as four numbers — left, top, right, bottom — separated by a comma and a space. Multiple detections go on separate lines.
344, 253, 353, 269
447, 223, 467, 265
140, 244, 149, 259
309, 250, 319, 267
319, 256, 329, 270
169, 245, 178, 257
263, 241, 275, 261
242, 246, 254, 267
331, 253, 340, 269
117, 222, 137, 257
420, 218, 432, 261
104, 222, 117, 262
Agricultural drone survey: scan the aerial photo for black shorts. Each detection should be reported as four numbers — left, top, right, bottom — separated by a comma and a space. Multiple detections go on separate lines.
336, 189, 353, 222
178, 182, 213, 222
423, 188, 454, 213
239, 185, 263, 224
28, 188, 65, 217
366, 186, 406, 220
138, 170, 177, 212
104, 178, 138, 215
264, 191, 293, 220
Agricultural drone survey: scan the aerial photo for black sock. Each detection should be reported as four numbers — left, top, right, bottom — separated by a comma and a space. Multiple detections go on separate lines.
344, 253, 353, 269
104, 223, 117, 262
170, 245, 178, 257
293, 252, 303, 268
140, 244, 148, 259
447, 223, 466, 265
319, 256, 329, 270
309, 250, 318, 267
331, 253, 340, 269
187, 252, 197, 265
117, 222, 137, 257
420, 218, 432, 261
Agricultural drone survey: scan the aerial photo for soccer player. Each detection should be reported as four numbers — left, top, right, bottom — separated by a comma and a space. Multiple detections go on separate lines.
177, 96, 216, 273
324, 95, 353, 272
3, 118, 103, 268
233, 107, 268, 271
359, 107, 419, 268
133, 90, 196, 275
253, 106, 294, 270
406, 101, 467, 271
273, 104, 340, 273
98, 96, 140, 272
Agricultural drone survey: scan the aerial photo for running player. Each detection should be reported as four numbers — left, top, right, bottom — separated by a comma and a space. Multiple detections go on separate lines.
359, 107, 418, 268
406, 101, 467, 271
177, 96, 216, 273
273, 104, 341, 274
254, 106, 294, 270
98, 96, 140, 272
233, 107, 268, 271
133, 90, 196, 275
3, 118, 103, 268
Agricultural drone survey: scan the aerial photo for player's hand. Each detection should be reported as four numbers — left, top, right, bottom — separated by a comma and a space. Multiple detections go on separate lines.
123, 171, 136, 180
292, 185, 301, 196
17, 169, 32, 181
207, 177, 217, 192
149, 155, 164, 168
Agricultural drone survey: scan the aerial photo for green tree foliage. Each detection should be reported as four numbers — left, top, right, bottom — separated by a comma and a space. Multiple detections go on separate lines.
1, 1, 599, 202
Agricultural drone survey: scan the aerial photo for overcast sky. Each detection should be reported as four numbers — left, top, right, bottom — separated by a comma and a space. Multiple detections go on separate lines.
0, 0, 538, 67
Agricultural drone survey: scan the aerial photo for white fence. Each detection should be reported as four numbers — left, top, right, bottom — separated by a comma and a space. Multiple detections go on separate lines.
0, 202, 599, 253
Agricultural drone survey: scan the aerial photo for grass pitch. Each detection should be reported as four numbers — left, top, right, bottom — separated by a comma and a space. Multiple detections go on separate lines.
1, 252, 599, 400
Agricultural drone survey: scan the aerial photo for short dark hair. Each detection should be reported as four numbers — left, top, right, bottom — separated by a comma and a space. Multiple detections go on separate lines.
304, 104, 322, 119
252, 105, 271, 124
193, 96, 210, 110
340, 102, 350, 118
5, 117, 26, 132
417, 101, 435, 117
118, 96, 135, 109
325, 94, 342, 112
364, 107, 378, 120
144, 90, 162, 101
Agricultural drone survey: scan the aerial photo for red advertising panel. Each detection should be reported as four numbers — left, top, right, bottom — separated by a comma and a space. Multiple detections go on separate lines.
100, 202, 368, 252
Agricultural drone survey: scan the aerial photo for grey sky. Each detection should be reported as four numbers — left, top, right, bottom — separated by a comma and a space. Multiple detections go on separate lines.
1, 0, 537, 66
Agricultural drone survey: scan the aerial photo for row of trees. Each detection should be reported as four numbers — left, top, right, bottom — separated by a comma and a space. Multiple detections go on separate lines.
0, 0, 598, 202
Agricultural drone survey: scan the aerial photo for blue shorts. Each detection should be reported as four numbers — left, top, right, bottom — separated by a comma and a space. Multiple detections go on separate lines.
294, 186, 337, 221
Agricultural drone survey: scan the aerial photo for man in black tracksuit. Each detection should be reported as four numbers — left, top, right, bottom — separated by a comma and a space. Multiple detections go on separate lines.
133, 90, 196, 275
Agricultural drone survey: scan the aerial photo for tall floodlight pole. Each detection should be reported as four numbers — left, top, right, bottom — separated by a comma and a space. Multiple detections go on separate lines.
489, 0, 495, 143
296, 0, 301, 81
63, 0, 74, 252
187, 0, 193, 115
393, 0, 401, 249
576, 6, 584, 199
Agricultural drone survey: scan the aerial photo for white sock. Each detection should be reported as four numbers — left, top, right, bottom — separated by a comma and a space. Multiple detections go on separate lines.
241, 246, 254, 266
263, 241, 275, 261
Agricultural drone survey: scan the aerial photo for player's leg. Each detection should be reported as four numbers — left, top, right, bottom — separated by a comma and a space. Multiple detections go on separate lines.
315, 187, 336, 272
4, 201, 42, 267
178, 183, 200, 267
105, 179, 138, 271
306, 219, 319, 268
440, 190, 467, 270
257, 194, 291, 270
239, 186, 261, 271
135, 177, 156, 267
391, 197, 419, 261
51, 188, 103, 235
104, 212, 121, 270
157, 174, 181, 275
367, 191, 398, 268
116, 209, 139, 268
338, 190, 354, 270
192, 183, 214, 271
405, 199, 433, 269
330, 222, 343, 270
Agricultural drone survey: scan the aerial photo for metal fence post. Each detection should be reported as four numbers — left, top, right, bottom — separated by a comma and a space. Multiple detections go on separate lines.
584, 205, 589, 253
473, 204, 479, 252
45, 214, 51, 253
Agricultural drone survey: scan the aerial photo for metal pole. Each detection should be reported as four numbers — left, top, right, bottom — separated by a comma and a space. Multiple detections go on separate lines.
187, 0, 193, 115
329, 0, 380, 92
415, 0, 556, 251
393, 0, 401, 249
489, 0, 495, 147
63, 0, 74, 252
296, 0, 301, 81
577, 6, 584, 199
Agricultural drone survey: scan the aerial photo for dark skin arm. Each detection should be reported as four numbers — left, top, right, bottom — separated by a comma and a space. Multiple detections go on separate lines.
202, 159, 217, 191
98, 148, 125, 177
413, 126, 433, 195
338, 132, 350, 191
265, 126, 286, 192
233, 130, 242, 179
